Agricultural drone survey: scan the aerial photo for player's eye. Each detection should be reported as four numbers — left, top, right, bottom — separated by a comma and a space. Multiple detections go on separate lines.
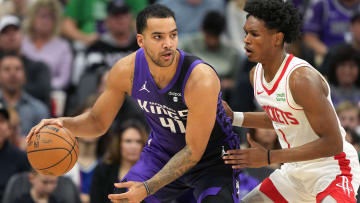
153, 35, 161, 40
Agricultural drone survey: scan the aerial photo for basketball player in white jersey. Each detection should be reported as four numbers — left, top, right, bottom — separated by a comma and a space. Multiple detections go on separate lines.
222, 0, 360, 202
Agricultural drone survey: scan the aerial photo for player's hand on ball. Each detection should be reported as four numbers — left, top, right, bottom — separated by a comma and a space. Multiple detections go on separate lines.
26, 118, 64, 143
223, 133, 268, 168
108, 181, 147, 203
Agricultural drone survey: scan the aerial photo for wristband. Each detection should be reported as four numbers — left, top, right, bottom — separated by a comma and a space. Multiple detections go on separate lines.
267, 149, 271, 165
232, 112, 244, 127
143, 181, 151, 196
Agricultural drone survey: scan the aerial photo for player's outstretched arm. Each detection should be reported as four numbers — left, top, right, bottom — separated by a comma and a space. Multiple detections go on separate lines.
109, 64, 220, 202
224, 67, 343, 168
222, 66, 273, 129
26, 54, 134, 142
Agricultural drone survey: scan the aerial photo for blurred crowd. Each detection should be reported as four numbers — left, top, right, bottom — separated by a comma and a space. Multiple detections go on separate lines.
0, 0, 360, 202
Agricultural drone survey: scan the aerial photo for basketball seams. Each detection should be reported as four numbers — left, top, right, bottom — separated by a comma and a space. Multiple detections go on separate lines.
27, 126, 78, 176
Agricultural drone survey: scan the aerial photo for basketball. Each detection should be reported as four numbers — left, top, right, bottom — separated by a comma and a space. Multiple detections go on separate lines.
26, 124, 79, 176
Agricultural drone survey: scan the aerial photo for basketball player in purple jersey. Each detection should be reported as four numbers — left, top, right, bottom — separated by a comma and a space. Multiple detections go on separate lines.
27, 4, 240, 203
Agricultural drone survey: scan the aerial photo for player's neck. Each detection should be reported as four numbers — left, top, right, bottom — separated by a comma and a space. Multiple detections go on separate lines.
261, 51, 287, 83
147, 50, 179, 89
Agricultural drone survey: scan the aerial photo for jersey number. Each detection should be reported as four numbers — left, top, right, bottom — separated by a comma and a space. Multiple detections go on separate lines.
159, 117, 185, 134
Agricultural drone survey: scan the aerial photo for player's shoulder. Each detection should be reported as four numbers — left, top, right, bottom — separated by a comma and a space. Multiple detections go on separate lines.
186, 63, 220, 91
106, 51, 137, 92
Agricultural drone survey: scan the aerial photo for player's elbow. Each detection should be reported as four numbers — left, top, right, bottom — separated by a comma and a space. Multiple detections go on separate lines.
330, 136, 343, 156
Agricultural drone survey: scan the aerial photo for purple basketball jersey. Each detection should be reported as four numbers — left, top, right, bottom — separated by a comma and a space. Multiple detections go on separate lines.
131, 48, 238, 157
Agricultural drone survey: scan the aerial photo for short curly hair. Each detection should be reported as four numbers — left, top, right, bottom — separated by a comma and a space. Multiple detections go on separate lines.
244, 0, 302, 43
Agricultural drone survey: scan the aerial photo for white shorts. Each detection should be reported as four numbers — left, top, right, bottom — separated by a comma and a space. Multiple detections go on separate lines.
242, 142, 360, 203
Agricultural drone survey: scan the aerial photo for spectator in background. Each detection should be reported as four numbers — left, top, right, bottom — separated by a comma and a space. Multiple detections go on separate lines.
336, 101, 360, 131
0, 103, 30, 201
22, 0, 73, 90
0, 0, 34, 20
0, 53, 49, 136
157, 0, 225, 39
327, 44, 360, 107
226, 0, 247, 56
0, 15, 51, 107
90, 120, 147, 203
65, 96, 102, 203
303, 0, 360, 60
11, 168, 64, 203
61, 0, 148, 46
69, 0, 139, 110
180, 11, 240, 101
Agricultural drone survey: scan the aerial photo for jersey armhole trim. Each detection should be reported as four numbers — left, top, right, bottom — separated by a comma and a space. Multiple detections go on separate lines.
285, 63, 309, 111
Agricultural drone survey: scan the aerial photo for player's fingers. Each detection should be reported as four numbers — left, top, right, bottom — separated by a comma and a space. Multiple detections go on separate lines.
26, 126, 37, 143
108, 193, 128, 201
222, 154, 243, 160
34, 120, 47, 134
232, 164, 247, 169
114, 181, 133, 188
224, 159, 246, 165
226, 149, 246, 155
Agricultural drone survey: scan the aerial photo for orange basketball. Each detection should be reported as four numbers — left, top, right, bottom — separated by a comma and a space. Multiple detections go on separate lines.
26, 124, 79, 176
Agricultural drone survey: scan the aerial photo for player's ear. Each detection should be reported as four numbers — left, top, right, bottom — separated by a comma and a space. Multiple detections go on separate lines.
137, 34, 145, 48
274, 32, 284, 47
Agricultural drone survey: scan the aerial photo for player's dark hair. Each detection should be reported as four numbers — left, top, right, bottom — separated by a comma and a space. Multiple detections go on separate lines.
351, 12, 360, 24
327, 44, 360, 87
202, 11, 226, 36
244, 0, 302, 43
136, 4, 175, 34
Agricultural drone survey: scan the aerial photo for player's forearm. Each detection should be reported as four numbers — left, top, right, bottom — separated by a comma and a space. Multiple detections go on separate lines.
146, 145, 199, 195
60, 111, 106, 138
271, 135, 343, 164
242, 112, 273, 129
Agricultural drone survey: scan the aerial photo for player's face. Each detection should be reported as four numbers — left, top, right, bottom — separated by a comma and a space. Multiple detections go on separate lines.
243, 16, 280, 62
121, 128, 143, 163
137, 17, 178, 67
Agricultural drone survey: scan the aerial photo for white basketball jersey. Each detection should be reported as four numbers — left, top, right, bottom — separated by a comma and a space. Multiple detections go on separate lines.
253, 54, 346, 150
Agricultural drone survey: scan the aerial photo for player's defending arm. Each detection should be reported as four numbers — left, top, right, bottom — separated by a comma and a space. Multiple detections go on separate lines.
26, 54, 134, 141
223, 66, 273, 129
108, 64, 220, 202
224, 67, 343, 168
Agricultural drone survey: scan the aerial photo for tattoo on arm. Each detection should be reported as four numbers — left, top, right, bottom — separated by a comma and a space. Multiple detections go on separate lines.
146, 146, 198, 195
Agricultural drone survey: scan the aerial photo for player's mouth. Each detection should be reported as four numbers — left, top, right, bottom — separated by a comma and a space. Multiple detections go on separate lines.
245, 47, 253, 57
161, 52, 173, 60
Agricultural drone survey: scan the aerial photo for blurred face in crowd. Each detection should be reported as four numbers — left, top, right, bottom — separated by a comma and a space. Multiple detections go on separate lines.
107, 13, 132, 36
340, 0, 360, 7
33, 6, 55, 37
0, 25, 22, 52
0, 56, 26, 94
29, 172, 58, 198
351, 20, 360, 46
0, 114, 10, 147
203, 32, 220, 50
338, 108, 359, 130
336, 60, 359, 87
137, 17, 178, 67
121, 128, 143, 163
253, 128, 278, 149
